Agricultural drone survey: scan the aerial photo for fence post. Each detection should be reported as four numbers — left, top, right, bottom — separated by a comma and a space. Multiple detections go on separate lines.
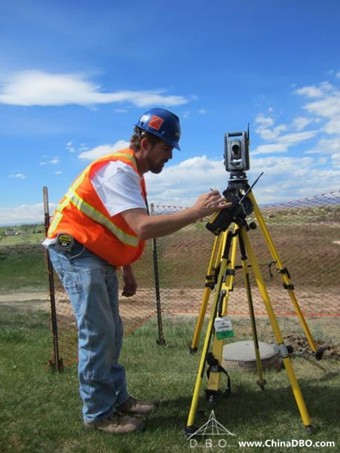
43, 186, 63, 371
150, 203, 166, 345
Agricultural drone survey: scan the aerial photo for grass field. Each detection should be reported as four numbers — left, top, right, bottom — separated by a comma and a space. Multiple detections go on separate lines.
0, 243, 47, 291
0, 300, 339, 453
0, 211, 339, 452
0, 214, 339, 291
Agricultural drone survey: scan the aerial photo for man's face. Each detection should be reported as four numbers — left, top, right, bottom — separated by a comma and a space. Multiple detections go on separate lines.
146, 140, 173, 174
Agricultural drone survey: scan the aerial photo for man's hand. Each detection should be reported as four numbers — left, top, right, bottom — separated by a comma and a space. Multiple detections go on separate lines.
191, 190, 230, 218
122, 265, 137, 297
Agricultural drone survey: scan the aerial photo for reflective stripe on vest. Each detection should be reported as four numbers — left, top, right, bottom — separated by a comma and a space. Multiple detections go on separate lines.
48, 151, 141, 247
65, 187, 139, 247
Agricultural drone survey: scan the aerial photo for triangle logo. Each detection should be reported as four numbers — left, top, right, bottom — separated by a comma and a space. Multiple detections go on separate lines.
187, 410, 236, 440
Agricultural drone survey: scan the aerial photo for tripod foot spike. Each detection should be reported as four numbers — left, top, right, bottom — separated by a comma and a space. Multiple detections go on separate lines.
315, 348, 325, 361
188, 343, 198, 354
206, 394, 218, 408
184, 425, 200, 438
257, 379, 267, 390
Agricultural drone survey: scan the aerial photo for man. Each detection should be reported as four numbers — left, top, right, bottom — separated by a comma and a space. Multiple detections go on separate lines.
44, 108, 229, 434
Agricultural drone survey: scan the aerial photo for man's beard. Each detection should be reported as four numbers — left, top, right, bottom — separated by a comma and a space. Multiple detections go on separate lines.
149, 160, 166, 174
150, 165, 163, 174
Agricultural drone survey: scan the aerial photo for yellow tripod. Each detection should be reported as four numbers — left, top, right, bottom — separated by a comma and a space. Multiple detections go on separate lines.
185, 189, 323, 435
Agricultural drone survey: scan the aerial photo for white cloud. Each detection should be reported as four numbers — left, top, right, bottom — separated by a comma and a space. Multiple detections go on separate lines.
251, 130, 318, 156
0, 70, 189, 107
277, 130, 318, 145
304, 96, 340, 119
145, 156, 225, 205
332, 152, 340, 169
145, 154, 340, 206
2, 75, 339, 225
255, 109, 318, 146
324, 117, 340, 135
255, 82, 337, 173
295, 81, 340, 135
0, 202, 53, 225
2, 152, 339, 225
305, 137, 340, 158
292, 117, 314, 131
295, 86, 325, 98
317, 137, 340, 153
251, 144, 288, 155
254, 114, 274, 128
291, 82, 340, 163
295, 81, 334, 98
66, 141, 76, 153
78, 140, 130, 160
256, 124, 287, 141
40, 156, 59, 165
8, 173, 27, 179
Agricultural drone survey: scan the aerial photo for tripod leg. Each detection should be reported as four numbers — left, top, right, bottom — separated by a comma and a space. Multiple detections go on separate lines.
238, 229, 266, 389
185, 259, 228, 432
249, 192, 320, 357
186, 230, 234, 433
189, 234, 225, 353
221, 227, 238, 315
240, 227, 311, 427
205, 227, 238, 399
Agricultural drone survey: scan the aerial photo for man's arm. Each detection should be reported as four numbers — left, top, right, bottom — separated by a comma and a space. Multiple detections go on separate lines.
121, 190, 230, 240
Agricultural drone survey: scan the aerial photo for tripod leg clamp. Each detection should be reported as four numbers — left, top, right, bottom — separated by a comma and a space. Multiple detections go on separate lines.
274, 344, 291, 359
206, 353, 231, 398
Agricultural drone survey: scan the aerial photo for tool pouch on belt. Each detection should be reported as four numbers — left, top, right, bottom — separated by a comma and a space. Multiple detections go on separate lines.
55, 233, 75, 252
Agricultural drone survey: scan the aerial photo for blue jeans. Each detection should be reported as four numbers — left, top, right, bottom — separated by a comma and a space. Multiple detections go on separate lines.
48, 242, 129, 423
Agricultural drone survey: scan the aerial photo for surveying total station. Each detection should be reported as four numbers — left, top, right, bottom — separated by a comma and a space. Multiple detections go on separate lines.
185, 128, 324, 436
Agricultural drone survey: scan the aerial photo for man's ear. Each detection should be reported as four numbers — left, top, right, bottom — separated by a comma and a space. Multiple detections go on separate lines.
140, 136, 151, 152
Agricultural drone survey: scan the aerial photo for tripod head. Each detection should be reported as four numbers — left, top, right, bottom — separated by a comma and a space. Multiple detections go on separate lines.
206, 174, 257, 236
206, 127, 263, 235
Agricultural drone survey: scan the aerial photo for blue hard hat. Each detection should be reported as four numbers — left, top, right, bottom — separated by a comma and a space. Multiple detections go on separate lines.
135, 108, 181, 150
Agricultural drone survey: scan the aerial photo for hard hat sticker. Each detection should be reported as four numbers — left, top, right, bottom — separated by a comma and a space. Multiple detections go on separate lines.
148, 115, 164, 131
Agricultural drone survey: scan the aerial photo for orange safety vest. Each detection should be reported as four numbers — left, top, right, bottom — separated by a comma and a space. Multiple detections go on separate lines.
47, 149, 147, 267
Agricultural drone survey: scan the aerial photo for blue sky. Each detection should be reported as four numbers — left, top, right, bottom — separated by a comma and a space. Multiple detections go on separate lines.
1, 0, 340, 225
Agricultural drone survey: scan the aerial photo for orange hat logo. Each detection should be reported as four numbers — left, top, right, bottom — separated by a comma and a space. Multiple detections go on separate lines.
148, 115, 164, 131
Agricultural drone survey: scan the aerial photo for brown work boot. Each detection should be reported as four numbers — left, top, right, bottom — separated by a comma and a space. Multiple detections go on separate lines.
84, 412, 145, 434
117, 396, 155, 415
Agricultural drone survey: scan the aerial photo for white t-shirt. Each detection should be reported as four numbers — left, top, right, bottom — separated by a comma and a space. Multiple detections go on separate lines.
43, 160, 146, 247
91, 160, 147, 216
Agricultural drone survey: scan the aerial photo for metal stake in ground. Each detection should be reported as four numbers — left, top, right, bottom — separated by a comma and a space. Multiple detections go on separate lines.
43, 186, 63, 372
150, 202, 165, 345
